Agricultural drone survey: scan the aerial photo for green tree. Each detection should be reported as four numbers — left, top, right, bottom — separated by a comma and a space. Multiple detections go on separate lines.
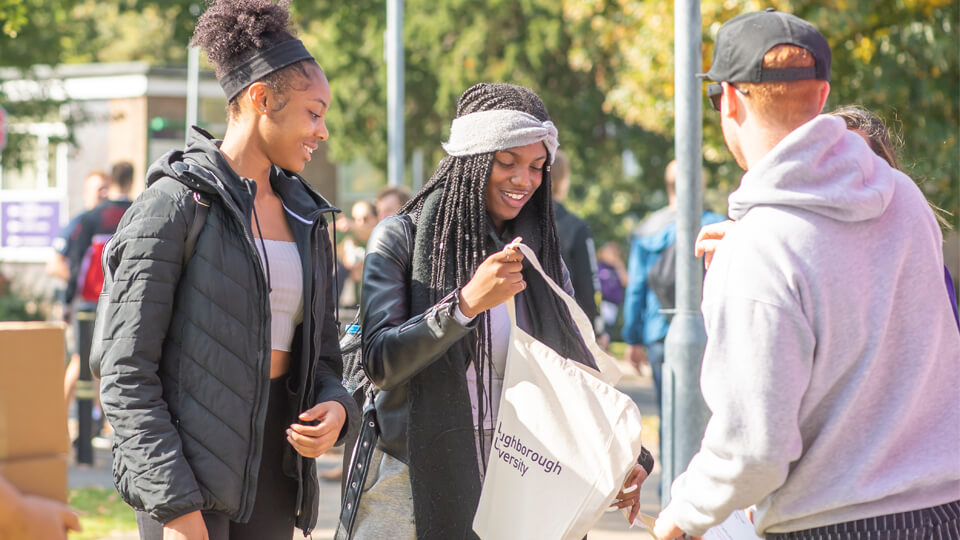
1, 1, 200, 167
565, 0, 959, 224
0, 0, 80, 168
298, 0, 674, 245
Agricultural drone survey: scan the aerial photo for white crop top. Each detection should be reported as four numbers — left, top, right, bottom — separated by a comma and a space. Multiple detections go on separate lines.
255, 239, 304, 352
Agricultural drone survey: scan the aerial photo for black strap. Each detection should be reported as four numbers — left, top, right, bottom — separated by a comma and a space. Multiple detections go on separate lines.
183, 192, 210, 265
336, 402, 379, 539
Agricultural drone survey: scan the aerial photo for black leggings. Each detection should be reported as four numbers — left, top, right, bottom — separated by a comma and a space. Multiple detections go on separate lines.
136, 376, 298, 540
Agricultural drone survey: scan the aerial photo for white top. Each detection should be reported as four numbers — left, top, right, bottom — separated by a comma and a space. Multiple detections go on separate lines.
255, 239, 304, 352
661, 115, 960, 536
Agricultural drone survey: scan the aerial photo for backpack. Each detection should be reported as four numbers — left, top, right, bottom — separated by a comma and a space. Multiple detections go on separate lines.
339, 315, 368, 410
647, 241, 677, 313
76, 204, 130, 303
89, 191, 210, 378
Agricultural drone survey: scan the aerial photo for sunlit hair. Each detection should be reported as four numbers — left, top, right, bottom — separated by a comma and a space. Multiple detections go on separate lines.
738, 45, 825, 128
832, 106, 900, 170
831, 106, 952, 230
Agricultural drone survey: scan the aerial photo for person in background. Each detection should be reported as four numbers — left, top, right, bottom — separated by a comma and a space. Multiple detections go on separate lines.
47, 170, 109, 282
595, 240, 629, 347
65, 161, 134, 311
551, 149, 600, 329
622, 160, 725, 398
655, 10, 959, 539
375, 185, 411, 219
47, 169, 108, 410
338, 200, 379, 307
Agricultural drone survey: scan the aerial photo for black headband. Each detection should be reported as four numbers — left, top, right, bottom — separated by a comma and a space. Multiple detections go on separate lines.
218, 39, 315, 102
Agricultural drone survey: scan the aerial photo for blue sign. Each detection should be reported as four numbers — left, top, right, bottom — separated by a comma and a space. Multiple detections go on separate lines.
0, 200, 62, 248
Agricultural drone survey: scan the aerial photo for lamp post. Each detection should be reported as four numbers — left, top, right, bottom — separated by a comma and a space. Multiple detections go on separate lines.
386, 0, 405, 186
661, 0, 709, 504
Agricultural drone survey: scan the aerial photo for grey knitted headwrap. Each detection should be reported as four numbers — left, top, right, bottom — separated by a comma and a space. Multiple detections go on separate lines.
441, 109, 559, 163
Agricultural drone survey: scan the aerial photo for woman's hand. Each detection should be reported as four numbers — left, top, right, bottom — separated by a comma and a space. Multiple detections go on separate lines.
163, 510, 208, 540
610, 463, 649, 524
458, 242, 526, 318
694, 220, 736, 270
287, 401, 347, 458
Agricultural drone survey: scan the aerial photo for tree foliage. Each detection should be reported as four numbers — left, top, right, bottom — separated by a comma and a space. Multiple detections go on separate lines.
297, 0, 673, 244
565, 0, 959, 225
3, 0, 956, 240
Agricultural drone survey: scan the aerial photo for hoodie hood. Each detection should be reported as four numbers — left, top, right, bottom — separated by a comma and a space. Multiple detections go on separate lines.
728, 115, 896, 223
146, 126, 338, 222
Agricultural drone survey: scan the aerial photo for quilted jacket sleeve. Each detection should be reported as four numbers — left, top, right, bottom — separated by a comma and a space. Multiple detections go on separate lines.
96, 184, 205, 524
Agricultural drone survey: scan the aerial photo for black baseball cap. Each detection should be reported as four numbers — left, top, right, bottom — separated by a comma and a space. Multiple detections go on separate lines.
699, 8, 831, 83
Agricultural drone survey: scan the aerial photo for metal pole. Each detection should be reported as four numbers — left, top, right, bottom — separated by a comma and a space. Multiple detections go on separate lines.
411, 148, 424, 192
75, 310, 96, 465
186, 46, 199, 144
662, 0, 709, 504
386, 0, 405, 186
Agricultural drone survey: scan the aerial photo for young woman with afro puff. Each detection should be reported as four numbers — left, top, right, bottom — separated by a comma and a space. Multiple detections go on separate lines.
93, 1, 358, 538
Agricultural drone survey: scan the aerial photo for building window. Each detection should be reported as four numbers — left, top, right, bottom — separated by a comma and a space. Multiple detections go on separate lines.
0, 123, 67, 191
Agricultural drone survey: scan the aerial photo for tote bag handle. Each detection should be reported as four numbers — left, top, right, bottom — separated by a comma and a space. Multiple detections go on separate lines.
509, 242, 623, 386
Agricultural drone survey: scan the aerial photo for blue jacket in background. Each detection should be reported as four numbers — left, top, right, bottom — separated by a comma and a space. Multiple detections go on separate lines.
622, 207, 727, 346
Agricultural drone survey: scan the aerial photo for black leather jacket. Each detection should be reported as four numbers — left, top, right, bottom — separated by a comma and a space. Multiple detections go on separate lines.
359, 214, 580, 462
359, 215, 472, 461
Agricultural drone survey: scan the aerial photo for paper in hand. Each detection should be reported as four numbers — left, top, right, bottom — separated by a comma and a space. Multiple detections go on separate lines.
703, 510, 762, 540
621, 508, 658, 531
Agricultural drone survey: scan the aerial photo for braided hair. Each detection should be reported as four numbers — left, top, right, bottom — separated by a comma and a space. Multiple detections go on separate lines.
190, 0, 317, 118
402, 83, 577, 465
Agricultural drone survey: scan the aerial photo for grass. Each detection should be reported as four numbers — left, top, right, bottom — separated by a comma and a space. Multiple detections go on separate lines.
69, 487, 137, 540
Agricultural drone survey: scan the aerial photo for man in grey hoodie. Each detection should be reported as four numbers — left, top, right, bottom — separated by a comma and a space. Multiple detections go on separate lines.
654, 10, 960, 540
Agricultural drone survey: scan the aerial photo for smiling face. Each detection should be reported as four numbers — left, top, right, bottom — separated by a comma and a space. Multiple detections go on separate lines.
260, 62, 331, 173
485, 141, 547, 232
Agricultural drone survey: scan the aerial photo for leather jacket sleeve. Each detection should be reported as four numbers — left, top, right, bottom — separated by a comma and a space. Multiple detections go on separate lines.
360, 215, 477, 391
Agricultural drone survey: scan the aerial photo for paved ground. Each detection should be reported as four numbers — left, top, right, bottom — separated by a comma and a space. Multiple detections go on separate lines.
69, 361, 660, 539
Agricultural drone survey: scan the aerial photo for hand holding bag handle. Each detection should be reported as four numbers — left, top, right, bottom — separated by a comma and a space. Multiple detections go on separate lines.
510, 241, 623, 386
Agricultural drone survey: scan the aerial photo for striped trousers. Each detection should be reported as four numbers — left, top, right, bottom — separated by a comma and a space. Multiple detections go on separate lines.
767, 500, 960, 540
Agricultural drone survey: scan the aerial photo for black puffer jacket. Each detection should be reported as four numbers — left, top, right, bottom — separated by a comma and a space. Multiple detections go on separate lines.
93, 127, 358, 533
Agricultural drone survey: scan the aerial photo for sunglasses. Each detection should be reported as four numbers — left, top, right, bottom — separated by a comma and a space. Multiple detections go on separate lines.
706, 82, 749, 112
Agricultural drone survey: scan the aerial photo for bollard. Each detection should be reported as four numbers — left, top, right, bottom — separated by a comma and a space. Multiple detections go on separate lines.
75, 310, 96, 465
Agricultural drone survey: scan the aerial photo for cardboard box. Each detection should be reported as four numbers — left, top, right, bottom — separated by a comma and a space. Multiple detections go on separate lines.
0, 454, 68, 502
0, 321, 69, 502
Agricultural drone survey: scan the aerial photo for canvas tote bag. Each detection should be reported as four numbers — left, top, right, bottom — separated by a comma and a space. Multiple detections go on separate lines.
472, 243, 645, 540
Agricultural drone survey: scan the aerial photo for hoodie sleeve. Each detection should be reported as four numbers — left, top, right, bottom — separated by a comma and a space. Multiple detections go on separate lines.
659, 237, 815, 536
96, 185, 205, 524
